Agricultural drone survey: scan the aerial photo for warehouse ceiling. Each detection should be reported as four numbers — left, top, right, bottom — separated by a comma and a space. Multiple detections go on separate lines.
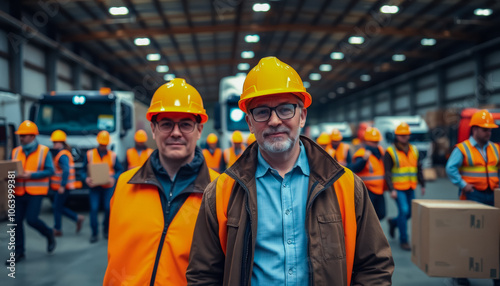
15, 0, 500, 105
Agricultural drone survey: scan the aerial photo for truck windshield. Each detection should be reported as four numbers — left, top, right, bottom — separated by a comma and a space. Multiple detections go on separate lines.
36, 100, 116, 135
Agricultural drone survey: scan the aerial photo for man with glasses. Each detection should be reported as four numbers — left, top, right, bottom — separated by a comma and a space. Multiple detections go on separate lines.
104, 79, 219, 285
187, 57, 394, 286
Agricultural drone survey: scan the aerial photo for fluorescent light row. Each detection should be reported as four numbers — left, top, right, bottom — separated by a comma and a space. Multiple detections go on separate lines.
245, 34, 260, 43
380, 5, 399, 14
253, 3, 270, 12
109, 6, 129, 16
474, 8, 492, 16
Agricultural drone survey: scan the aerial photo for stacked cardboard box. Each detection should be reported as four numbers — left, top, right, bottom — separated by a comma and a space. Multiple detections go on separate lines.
423, 168, 437, 181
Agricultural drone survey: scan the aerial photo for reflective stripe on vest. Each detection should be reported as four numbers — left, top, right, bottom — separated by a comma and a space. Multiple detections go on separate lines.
203, 148, 223, 173
87, 148, 116, 188
12, 145, 50, 196
353, 146, 385, 195
127, 148, 153, 170
457, 140, 500, 191
386, 144, 418, 191
51, 149, 76, 190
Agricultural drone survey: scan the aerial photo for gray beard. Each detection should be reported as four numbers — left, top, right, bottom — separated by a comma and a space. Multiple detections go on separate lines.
260, 128, 301, 153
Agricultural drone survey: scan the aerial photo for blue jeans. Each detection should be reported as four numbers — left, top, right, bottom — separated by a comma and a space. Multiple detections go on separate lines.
368, 192, 386, 220
14, 194, 53, 255
89, 187, 113, 236
390, 189, 414, 244
53, 189, 78, 230
465, 189, 494, 206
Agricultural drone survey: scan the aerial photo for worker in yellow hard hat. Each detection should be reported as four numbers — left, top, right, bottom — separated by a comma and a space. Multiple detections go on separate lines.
385, 122, 425, 251
83, 130, 123, 243
246, 133, 256, 146
223, 130, 246, 169
202, 133, 224, 173
329, 129, 352, 167
316, 132, 334, 156
126, 129, 154, 170
6, 121, 56, 265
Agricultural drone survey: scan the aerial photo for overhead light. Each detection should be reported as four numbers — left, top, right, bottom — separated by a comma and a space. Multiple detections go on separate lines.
328, 92, 336, 99
109, 6, 129, 16
380, 5, 399, 14
337, 87, 345, 94
238, 63, 250, 70
347, 82, 356, 89
146, 53, 161, 61
156, 65, 169, 73
253, 3, 271, 12
331, 52, 344, 60
134, 38, 150, 46
309, 73, 321, 81
241, 51, 255, 59
319, 64, 332, 72
303, 81, 311, 88
392, 54, 406, 62
245, 34, 260, 43
360, 74, 371, 82
164, 74, 175, 81
348, 36, 364, 45
236, 72, 247, 77
474, 8, 492, 16
421, 38, 436, 46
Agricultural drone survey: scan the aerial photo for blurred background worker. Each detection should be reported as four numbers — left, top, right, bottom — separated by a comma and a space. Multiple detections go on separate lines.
125, 129, 153, 170
385, 122, 425, 251
50, 130, 85, 237
316, 132, 334, 156
224, 130, 246, 169
202, 133, 224, 173
351, 127, 386, 220
6, 120, 56, 265
104, 78, 218, 285
83, 130, 122, 243
247, 133, 256, 146
330, 128, 352, 166
445, 109, 500, 286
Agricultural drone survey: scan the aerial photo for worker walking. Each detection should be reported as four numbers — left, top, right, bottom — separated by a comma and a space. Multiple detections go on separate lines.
50, 130, 85, 237
223, 130, 246, 169
385, 122, 425, 251
83, 130, 122, 243
351, 127, 386, 220
316, 132, 334, 156
187, 57, 394, 285
6, 120, 56, 265
330, 129, 352, 166
104, 78, 219, 285
446, 109, 500, 286
202, 133, 224, 173
125, 129, 154, 170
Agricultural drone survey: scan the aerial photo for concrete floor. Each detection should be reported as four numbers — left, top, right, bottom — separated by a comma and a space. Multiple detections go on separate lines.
0, 178, 495, 285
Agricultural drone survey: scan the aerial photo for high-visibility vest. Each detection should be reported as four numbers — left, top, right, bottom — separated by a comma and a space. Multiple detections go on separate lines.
126, 148, 153, 170
456, 139, 500, 191
51, 149, 76, 190
332, 142, 349, 166
353, 146, 385, 195
386, 144, 419, 191
12, 144, 50, 196
223, 146, 245, 168
324, 145, 335, 157
87, 148, 116, 188
202, 148, 223, 172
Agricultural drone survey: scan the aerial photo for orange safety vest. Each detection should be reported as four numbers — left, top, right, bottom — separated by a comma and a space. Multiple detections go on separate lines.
223, 146, 245, 168
386, 144, 419, 191
332, 142, 349, 166
202, 148, 223, 172
324, 144, 335, 157
50, 149, 76, 190
12, 144, 50, 196
104, 167, 219, 286
353, 146, 385, 195
87, 148, 116, 188
214, 170, 357, 286
456, 139, 500, 192
126, 148, 154, 170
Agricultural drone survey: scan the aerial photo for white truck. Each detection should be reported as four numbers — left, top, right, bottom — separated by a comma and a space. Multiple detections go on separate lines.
373, 115, 432, 168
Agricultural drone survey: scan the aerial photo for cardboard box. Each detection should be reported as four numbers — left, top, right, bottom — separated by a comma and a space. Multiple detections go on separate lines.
495, 189, 500, 208
435, 166, 447, 178
423, 168, 437, 181
0, 160, 23, 179
88, 163, 111, 186
412, 200, 500, 279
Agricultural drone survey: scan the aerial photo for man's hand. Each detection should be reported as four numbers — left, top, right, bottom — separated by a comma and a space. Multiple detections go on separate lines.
391, 190, 397, 199
85, 177, 95, 188
462, 184, 474, 193
421, 187, 425, 196
17, 172, 32, 179
58, 186, 65, 195
362, 150, 372, 160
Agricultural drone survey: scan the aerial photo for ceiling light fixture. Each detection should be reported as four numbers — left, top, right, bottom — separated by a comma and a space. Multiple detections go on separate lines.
348, 36, 364, 45
164, 74, 175, 81
109, 7, 129, 16
134, 38, 150, 46
380, 5, 399, 14
319, 64, 332, 72
245, 34, 260, 43
146, 53, 161, 61
253, 3, 271, 12
156, 65, 169, 73
241, 51, 255, 59
331, 52, 345, 60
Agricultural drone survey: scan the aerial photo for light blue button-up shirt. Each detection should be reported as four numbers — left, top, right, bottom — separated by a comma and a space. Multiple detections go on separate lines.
252, 142, 310, 286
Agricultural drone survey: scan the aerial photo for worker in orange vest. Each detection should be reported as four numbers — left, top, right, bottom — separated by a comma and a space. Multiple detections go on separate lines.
223, 130, 246, 169
50, 130, 85, 237
351, 127, 386, 220
83, 130, 123, 243
202, 133, 224, 173
6, 120, 56, 265
384, 122, 425, 251
247, 133, 256, 146
126, 129, 154, 170
316, 132, 334, 156
329, 129, 352, 166
104, 78, 219, 285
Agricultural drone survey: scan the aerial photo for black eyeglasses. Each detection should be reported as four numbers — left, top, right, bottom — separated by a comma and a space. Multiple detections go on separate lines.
155, 120, 197, 133
249, 103, 298, 122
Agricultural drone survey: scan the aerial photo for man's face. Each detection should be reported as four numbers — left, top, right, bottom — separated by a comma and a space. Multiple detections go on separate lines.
245, 94, 306, 154
207, 142, 217, 150
151, 112, 202, 162
331, 141, 340, 148
19, 135, 35, 146
396, 135, 410, 144
53, 142, 64, 149
473, 127, 492, 144
365, 141, 379, 148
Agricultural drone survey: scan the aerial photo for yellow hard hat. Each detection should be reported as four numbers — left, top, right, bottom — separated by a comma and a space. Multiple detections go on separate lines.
134, 129, 148, 143
146, 78, 208, 123
238, 57, 312, 113
232, 131, 243, 144
50, 130, 67, 142
247, 133, 256, 145
470, 109, 498, 128
364, 127, 381, 142
316, 132, 331, 145
395, 122, 411, 135
15, 120, 39, 135
207, 133, 218, 144
97, 130, 110, 145
330, 129, 343, 141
